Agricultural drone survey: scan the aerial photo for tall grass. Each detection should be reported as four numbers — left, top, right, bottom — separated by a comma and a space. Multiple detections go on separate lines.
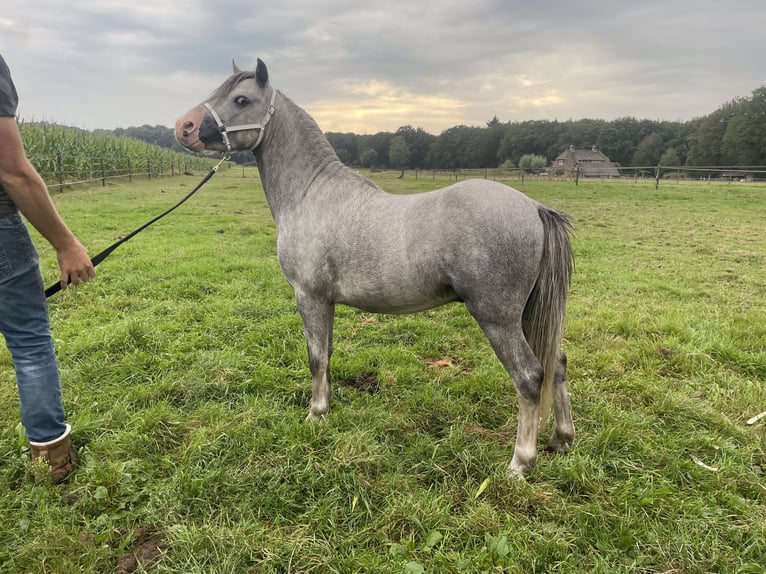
0, 171, 764, 573
18, 121, 214, 187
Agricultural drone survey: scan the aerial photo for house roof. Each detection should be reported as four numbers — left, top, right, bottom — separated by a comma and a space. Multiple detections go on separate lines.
554, 145, 620, 177
554, 145, 611, 163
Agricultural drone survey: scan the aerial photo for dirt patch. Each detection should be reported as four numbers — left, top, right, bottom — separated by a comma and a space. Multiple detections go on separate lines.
462, 422, 514, 445
115, 526, 167, 573
423, 355, 470, 371
658, 347, 674, 359
338, 371, 380, 394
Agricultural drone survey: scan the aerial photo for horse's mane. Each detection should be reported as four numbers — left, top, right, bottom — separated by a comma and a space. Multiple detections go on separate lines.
212, 72, 259, 98
211, 71, 340, 165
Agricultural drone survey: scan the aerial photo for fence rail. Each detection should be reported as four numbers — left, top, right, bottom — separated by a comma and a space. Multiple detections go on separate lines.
381, 165, 766, 189
29, 154, 766, 192
28, 153, 216, 190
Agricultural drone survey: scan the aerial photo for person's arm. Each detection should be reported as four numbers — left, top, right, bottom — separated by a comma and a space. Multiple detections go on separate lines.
0, 116, 95, 289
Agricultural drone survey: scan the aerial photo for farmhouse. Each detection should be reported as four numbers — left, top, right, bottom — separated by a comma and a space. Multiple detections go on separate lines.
553, 145, 620, 178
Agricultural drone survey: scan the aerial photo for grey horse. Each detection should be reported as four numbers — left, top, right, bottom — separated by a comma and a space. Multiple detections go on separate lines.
175, 60, 575, 477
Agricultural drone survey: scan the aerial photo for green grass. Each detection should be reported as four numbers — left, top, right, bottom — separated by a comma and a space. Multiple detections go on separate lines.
1, 169, 764, 573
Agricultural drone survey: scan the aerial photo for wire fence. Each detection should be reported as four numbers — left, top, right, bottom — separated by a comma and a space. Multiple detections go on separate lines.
31, 154, 766, 192
28, 153, 216, 191
571, 165, 766, 188
381, 165, 766, 188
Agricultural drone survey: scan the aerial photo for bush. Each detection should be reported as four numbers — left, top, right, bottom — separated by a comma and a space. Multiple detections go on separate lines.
517, 153, 548, 172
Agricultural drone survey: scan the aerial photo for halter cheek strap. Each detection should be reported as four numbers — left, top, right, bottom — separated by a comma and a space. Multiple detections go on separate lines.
203, 87, 277, 154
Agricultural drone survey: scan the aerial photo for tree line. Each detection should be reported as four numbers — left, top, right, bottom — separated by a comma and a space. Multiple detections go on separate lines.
326, 85, 766, 171
112, 85, 766, 171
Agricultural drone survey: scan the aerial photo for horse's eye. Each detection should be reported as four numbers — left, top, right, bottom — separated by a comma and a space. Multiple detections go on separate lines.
234, 95, 249, 106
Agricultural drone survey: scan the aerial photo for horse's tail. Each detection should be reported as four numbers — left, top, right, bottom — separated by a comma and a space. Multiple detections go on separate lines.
523, 205, 574, 427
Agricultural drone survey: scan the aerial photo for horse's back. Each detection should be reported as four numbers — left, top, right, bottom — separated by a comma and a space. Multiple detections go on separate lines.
406, 178, 545, 252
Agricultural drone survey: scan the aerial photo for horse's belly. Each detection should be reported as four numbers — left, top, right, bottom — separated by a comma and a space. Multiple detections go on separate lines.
335, 279, 460, 314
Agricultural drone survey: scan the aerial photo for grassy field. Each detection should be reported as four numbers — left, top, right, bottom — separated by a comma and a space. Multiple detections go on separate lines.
1, 167, 764, 573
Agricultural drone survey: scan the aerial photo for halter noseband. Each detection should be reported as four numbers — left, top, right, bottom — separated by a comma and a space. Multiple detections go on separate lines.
203, 87, 277, 154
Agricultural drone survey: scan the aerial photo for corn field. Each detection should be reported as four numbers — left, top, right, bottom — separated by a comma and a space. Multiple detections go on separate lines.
18, 121, 216, 189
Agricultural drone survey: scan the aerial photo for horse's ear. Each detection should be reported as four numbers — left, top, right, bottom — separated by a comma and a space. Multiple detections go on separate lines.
232, 60, 242, 74
255, 58, 269, 88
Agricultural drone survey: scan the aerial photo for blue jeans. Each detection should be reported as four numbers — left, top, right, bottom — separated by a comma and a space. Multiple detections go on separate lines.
0, 211, 68, 443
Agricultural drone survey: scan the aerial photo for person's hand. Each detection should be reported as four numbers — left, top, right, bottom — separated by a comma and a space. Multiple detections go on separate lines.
56, 240, 96, 289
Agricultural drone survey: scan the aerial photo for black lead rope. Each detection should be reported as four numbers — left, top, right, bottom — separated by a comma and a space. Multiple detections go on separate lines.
45, 155, 229, 298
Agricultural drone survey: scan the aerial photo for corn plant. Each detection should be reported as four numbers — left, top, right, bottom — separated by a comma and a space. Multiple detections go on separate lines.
18, 120, 215, 189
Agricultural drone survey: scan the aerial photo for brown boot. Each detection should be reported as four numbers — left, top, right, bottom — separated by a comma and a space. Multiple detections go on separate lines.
29, 424, 78, 484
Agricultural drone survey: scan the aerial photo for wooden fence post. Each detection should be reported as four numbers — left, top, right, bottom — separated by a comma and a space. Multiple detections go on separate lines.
56, 152, 63, 189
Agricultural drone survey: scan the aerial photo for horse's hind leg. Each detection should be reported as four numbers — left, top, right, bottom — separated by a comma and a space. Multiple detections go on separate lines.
547, 350, 575, 454
471, 314, 544, 477
294, 290, 335, 419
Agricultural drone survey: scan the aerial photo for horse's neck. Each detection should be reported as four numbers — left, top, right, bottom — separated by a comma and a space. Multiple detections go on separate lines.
256, 94, 346, 217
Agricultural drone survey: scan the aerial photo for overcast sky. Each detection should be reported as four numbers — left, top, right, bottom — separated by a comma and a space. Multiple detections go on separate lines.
1, 1, 764, 135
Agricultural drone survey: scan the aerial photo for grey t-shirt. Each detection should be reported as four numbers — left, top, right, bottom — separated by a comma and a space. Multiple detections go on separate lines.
0, 54, 20, 213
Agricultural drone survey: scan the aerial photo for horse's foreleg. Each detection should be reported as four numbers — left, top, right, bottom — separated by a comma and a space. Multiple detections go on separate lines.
295, 292, 335, 420
547, 350, 575, 454
473, 317, 543, 478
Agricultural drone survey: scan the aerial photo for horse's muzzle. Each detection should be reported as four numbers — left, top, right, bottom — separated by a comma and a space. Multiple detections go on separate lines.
175, 105, 207, 152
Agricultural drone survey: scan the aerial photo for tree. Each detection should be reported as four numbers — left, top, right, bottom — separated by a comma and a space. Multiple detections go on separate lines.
359, 148, 377, 168
595, 118, 640, 166
326, 132, 359, 165
426, 126, 463, 169
632, 132, 664, 167
686, 99, 741, 166
395, 125, 434, 169
334, 148, 350, 164
388, 136, 411, 177
518, 154, 548, 172
660, 147, 681, 167
360, 132, 393, 168
720, 87, 766, 166
556, 119, 607, 154
498, 120, 563, 167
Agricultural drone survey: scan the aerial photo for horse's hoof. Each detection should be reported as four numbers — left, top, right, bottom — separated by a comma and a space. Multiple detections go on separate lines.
305, 411, 326, 423
506, 463, 528, 481
507, 454, 535, 480
547, 433, 573, 455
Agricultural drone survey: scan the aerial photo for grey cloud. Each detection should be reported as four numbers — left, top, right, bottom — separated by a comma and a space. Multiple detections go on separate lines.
1, 0, 764, 131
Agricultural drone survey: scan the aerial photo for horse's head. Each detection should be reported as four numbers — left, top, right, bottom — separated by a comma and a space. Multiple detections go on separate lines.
175, 59, 276, 154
